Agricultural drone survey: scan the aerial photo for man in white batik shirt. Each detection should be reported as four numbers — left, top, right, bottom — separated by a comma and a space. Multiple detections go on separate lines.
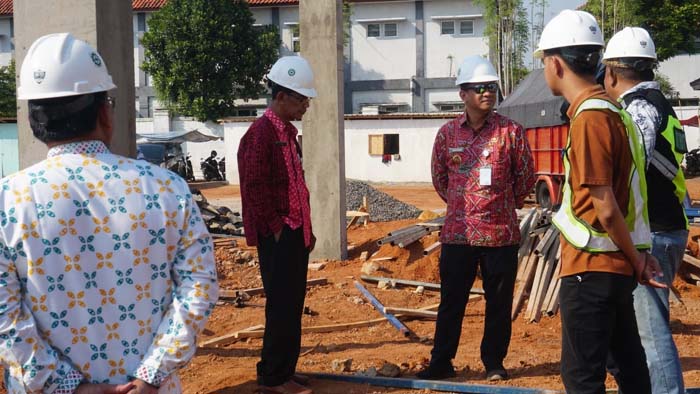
0, 33, 218, 394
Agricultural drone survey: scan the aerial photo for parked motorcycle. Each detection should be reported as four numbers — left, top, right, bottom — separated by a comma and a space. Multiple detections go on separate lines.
163, 152, 194, 182
201, 150, 223, 181
218, 157, 226, 180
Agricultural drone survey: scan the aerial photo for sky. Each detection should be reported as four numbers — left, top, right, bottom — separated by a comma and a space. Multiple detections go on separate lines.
523, 0, 588, 68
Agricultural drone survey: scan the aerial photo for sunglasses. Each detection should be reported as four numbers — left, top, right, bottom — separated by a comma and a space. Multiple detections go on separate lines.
466, 82, 499, 94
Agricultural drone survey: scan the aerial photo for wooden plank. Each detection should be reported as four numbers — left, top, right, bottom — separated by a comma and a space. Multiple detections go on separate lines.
199, 324, 265, 347
219, 278, 328, 299
545, 278, 561, 317
423, 241, 441, 256
383, 307, 437, 319
540, 250, 562, 314
370, 256, 397, 262
512, 251, 539, 320
524, 255, 546, 321
528, 241, 559, 323
683, 253, 700, 270
346, 215, 359, 229
355, 281, 412, 337
360, 275, 485, 295
346, 210, 370, 217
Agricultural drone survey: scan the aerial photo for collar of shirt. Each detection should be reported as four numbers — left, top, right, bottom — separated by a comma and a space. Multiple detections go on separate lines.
620, 80, 661, 103
264, 108, 298, 140
459, 111, 496, 132
47, 140, 110, 158
566, 85, 617, 120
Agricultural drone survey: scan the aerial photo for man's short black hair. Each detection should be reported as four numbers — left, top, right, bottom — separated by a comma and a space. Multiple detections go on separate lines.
544, 45, 602, 77
268, 80, 297, 101
28, 91, 107, 143
605, 58, 655, 83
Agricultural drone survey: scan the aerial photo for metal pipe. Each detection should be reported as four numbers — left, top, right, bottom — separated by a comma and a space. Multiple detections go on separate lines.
354, 281, 411, 337
423, 241, 441, 256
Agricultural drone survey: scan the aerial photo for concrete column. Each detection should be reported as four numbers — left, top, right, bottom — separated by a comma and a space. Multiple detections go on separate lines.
14, 0, 136, 168
300, 0, 347, 260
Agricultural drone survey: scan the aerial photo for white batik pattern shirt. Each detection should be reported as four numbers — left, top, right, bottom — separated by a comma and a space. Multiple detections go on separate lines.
620, 81, 663, 167
0, 141, 218, 393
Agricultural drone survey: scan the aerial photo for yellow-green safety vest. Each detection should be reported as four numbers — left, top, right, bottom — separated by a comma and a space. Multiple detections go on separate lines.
552, 98, 651, 252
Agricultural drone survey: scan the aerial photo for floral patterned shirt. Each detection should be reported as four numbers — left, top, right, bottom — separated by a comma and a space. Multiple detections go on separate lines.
431, 112, 535, 246
0, 140, 218, 393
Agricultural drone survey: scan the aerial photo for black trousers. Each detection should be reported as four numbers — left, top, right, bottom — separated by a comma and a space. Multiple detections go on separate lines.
559, 272, 651, 394
429, 244, 518, 371
256, 225, 309, 386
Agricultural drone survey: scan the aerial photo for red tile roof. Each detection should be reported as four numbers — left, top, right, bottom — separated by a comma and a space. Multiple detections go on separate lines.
248, 0, 298, 5
132, 0, 168, 10
0, 0, 11, 16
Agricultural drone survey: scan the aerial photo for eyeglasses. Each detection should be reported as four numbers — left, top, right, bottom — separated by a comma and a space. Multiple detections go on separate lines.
466, 83, 499, 94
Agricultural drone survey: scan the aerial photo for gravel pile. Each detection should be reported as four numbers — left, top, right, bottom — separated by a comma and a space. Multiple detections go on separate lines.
346, 179, 422, 222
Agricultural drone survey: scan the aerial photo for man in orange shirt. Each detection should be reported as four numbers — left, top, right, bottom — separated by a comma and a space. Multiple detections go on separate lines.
536, 10, 665, 394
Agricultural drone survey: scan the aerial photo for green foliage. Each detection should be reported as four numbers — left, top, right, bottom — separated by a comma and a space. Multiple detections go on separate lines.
654, 72, 676, 99
141, 0, 280, 121
0, 60, 16, 118
581, 0, 700, 61
474, 0, 530, 95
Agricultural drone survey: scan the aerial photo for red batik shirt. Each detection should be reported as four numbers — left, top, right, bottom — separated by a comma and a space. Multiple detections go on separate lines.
431, 112, 535, 246
238, 108, 312, 247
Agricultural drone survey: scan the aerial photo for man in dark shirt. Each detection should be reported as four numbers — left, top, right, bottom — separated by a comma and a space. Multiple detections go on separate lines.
238, 56, 317, 394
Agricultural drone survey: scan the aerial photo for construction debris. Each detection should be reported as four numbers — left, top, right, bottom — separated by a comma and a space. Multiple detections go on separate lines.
191, 188, 244, 236
346, 179, 421, 221
376, 217, 445, 248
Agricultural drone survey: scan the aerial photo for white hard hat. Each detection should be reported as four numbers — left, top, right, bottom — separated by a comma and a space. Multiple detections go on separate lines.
267, 56, 317, 98
534, 10, 604, 58
603, 27, 657, 61
18, 33, 116, 100
455, 55, 499, 85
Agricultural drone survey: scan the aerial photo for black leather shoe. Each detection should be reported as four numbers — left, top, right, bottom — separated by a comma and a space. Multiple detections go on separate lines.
415, 365, 456, 380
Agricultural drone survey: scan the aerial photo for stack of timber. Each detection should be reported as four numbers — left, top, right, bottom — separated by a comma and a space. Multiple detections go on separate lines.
684, 148, 700, 177
512, 208, 562, 322
191, 189, 244, 236
377, 217, 445, 249
682, 250, 700, 287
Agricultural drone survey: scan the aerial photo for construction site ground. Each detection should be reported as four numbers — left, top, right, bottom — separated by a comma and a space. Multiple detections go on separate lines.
1, 182, 699, 393
181, 181, 700, 394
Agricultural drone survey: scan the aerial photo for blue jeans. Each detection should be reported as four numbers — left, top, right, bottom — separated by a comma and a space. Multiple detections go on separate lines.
635, 229, 688, 394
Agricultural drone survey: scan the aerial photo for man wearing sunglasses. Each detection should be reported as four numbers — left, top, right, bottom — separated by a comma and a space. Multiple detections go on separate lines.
419, 55, 535, 382
238, 56, 317, 394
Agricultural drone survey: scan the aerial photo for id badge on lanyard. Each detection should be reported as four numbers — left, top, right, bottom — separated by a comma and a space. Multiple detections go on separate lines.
479, 148, 492, 186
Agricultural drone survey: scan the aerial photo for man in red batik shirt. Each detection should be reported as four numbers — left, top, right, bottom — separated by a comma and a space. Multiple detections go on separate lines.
237, 56, 317, 394
418, 55, 535, 382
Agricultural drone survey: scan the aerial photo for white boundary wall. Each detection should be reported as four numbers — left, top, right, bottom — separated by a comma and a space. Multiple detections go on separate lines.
136, 107, 700, 184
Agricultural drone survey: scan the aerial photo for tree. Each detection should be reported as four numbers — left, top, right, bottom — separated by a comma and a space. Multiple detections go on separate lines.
474, 0, 530, 95
581, 0, 700, 61
0, 60, 16, 118
141, 0, 280, 121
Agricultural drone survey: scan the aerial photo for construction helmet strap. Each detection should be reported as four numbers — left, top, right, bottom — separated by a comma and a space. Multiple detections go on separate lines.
560, 49, 601, 69
604, 58, 657, 71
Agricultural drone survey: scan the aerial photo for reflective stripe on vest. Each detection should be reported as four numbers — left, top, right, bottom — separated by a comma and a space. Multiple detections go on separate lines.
659, 116, 689, 219
552, 98, 651, 252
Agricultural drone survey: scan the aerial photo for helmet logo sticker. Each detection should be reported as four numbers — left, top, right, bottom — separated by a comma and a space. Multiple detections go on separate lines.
33, 70, 46, 84
288, 68, 296, 77
640, 40, 647, 48
589, 26, 597, 34
90, 52, 102, 67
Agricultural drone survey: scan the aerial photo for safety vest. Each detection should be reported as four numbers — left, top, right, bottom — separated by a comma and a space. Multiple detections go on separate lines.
622, 88, 688, 231
552, 98, 651, 252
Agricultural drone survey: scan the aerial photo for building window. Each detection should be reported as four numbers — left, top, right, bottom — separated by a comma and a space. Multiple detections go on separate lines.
384, 23, 398, 37
291, 24, 300, 53
369, 134, 400, 155
459, 20, 474, 35
441, 21, 455, 35
367, 24, 381, 37
234, 108, 259, 117
137, 13, 147, 32
147, 96, 154, 118
436, 103, 463, 112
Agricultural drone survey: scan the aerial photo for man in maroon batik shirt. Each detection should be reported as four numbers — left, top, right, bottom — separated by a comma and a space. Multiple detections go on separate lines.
238, 56, 317, 394
418, 55, 535, 382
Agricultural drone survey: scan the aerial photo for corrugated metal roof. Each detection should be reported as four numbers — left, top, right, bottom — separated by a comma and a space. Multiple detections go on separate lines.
0, 0, 12, 16
132, 0, 168, 10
